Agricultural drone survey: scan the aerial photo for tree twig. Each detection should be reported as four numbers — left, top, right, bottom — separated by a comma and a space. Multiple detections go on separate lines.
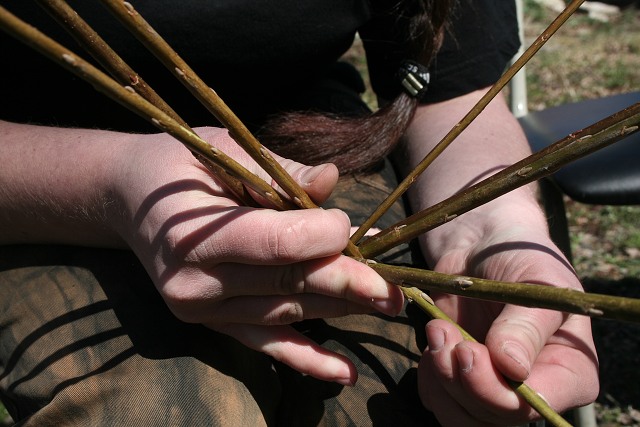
370, 262, 640, 323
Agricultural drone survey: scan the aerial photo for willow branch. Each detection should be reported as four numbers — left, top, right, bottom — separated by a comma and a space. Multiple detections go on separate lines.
0, 6, 296, 210
400, 287, 571, 427
34, 0, 254, 206
359, 103, 640, 258
97, 0, 316, 211
350, 0, 587, 245
371, 262, 640, 323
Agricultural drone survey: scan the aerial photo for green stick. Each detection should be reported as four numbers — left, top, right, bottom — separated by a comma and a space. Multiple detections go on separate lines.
372, 262, 640, 323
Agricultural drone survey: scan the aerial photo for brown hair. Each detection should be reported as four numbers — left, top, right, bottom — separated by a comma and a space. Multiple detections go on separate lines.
257, 1, 454, 175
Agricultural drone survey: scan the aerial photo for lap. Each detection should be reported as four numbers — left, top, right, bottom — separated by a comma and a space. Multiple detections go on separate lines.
0, 245, 278, 426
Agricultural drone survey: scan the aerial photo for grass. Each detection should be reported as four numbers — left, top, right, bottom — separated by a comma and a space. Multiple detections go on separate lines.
570, 203, 640, 280
1, 2, 639, 426
523, 0, 640, 109
0, 406, 9, 427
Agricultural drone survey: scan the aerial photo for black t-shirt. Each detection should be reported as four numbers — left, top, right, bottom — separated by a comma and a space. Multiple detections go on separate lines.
0, 0, 518, 132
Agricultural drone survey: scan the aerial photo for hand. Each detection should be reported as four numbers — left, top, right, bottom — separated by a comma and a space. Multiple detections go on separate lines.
109, 127, 404, 385
417, 205, 599, 426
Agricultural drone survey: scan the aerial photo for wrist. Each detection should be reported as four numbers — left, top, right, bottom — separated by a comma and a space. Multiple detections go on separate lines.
107, 131, 210, 252
421, 192, 551, 267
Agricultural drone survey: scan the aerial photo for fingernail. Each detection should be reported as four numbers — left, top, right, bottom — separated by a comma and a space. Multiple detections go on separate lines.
329, 209, 352, 229
456, 343, 474, 373
502, 341, 531, 379
339, 210, 352, 227
426, 325, 445, 352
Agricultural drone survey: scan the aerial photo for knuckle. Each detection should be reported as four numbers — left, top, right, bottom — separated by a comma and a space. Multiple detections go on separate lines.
262, 216, 309, 261
272, 263, 306, 295
160, 223, 187, 260
496, 317, 544, 350
162, 221, 223, 265
165, 298, 201, 323
266, 302, 304, 325
161, 221, 198, 263
162, 280, 222, 324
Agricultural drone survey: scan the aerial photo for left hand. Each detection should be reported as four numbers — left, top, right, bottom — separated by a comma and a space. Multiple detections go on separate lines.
416, 206, 599, 426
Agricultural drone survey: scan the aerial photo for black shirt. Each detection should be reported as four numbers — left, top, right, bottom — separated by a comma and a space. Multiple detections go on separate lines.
0, 0, 519, 132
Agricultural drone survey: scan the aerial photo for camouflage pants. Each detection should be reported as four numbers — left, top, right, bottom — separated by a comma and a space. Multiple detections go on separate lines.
0, 160, 441, 426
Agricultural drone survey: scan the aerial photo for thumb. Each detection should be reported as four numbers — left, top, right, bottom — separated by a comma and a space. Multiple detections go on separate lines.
294, 162, 340, 204
256, 150, 340, 205
484, 305, 565, 381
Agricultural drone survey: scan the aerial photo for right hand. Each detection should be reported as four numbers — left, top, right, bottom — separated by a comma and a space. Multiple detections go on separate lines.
109, 127, 404, 385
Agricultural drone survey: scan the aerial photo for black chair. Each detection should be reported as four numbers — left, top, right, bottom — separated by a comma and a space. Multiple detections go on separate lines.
518, 91, 640, 260
520, 91, 640, 206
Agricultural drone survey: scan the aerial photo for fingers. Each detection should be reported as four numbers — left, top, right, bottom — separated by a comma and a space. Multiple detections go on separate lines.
420, 320, 528, 426
208, 254, 398, 301
484, 306, 565, 382
419, 360, 499, 427
202, 294, 374, 324
243, 149, 339, 207
164, 204, 403, 314
520, 314, 599, 411
169, 205, 353, 265
162, 255, 404, 323
419, 317, 599, 426
274, 161, 339, 205
213, 323, 358, 386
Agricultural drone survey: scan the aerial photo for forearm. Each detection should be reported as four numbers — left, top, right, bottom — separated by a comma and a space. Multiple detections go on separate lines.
397, 88, 550, 266
0, 119, 128, 247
